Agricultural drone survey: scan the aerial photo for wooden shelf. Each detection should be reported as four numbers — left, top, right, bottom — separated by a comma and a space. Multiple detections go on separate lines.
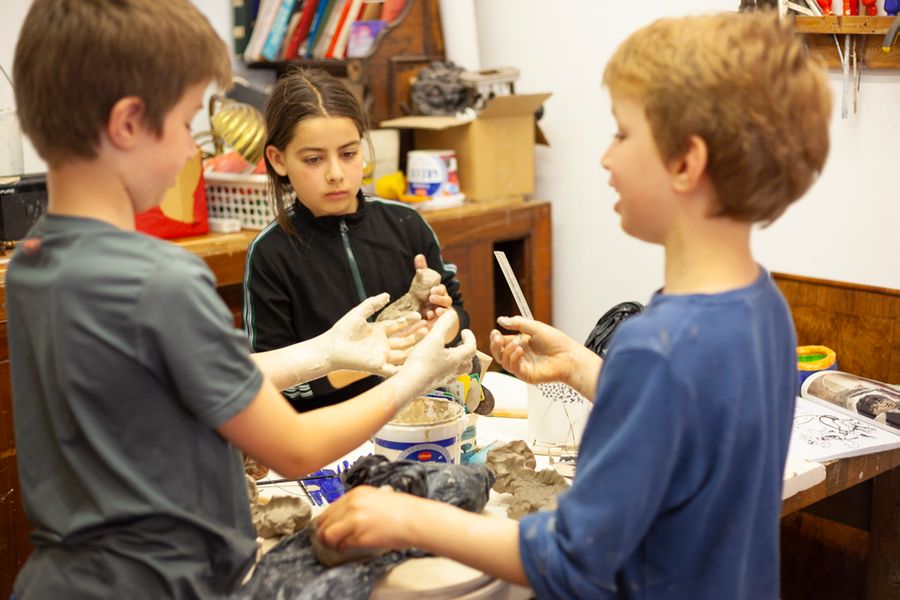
794, 15, 895, 34
794, 15, 900, 69
244, 0, 445, 125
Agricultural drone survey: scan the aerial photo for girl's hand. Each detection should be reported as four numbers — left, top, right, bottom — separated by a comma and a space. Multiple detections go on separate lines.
316, 486, 420, 552
326, 293, 426, 377
489, 316, 579, 385
413, 254, 452, 326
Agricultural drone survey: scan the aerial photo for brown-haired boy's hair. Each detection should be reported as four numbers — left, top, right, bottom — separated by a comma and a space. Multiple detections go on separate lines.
604, 11, 831, 225
13, 0, 232, 167
264, 67, 370, 238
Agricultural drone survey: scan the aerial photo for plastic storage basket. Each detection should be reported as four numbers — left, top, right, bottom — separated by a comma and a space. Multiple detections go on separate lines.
203, 171, 274, 230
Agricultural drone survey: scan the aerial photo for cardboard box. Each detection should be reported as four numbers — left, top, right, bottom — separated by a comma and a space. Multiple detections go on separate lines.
381, 93, 551, 202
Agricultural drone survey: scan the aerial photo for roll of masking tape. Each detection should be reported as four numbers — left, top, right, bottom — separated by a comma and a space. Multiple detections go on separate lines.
797, 345, 837, 386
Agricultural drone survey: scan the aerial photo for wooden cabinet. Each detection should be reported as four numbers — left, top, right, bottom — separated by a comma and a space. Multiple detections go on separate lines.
248, 0, 445, 126
0, 198, 552, 596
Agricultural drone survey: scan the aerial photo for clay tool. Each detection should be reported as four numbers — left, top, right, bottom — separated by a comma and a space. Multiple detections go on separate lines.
493, 250, 533, 320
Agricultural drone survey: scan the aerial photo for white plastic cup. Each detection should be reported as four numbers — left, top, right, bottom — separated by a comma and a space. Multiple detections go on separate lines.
0, 108, 24, 177
526, 384, 592, 448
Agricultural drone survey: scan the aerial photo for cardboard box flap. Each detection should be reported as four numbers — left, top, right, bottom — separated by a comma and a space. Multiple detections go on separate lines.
478, 92, 551, 120
380, 115, 468, 131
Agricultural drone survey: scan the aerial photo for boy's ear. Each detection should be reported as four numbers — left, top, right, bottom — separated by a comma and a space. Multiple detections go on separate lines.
265, 145, 288, 177
669, 134, 708, 193
106, 96, 147, 150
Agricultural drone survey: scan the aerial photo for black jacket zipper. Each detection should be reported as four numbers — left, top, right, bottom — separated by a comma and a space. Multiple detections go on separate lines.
340, 219, 367, 303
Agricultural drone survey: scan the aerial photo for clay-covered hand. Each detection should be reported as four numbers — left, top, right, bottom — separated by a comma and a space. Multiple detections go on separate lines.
389, 309, 476, 409
315, 486, 420, 552
413, 254, 452, 326
325, 293, 426, 377
489, 316, 579, 385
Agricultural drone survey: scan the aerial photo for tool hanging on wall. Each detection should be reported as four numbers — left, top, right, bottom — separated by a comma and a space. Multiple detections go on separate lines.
791, 0, 859, 119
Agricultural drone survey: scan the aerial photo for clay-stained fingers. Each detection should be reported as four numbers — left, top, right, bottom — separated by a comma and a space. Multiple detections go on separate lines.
385, 347, 412, 366
440, 329, 477, 383
495, 315, 543, 336
426, 307, 459, 342
316, 486, 396, 551
352, 292, 391, 321
382, 311, 423, 337
413, 253, 428, 271
489, 329, 527, 370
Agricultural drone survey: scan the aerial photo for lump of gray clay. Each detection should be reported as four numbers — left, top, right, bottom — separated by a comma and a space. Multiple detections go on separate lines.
376, 268, 441, 322
485, 440, 569, 520
252, 495, 313, 539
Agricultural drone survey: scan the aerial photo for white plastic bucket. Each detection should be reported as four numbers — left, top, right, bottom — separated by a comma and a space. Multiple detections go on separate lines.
526, 383, 592, 448
374, 397, 466, 464
405, 150, 463, 201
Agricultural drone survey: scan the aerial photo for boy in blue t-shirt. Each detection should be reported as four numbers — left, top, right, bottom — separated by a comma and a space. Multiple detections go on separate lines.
316, 11, 831, 599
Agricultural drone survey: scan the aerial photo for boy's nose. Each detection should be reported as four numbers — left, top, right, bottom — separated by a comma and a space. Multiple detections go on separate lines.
600, 147, 612, 171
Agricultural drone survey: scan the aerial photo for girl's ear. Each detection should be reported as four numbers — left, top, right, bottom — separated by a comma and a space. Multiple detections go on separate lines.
669, 134, 708, 194
265, 145, 288, 177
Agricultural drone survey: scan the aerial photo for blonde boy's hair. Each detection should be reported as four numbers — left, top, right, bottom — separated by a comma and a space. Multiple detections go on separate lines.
14, 0, 232, 167
604, 12, 831, 224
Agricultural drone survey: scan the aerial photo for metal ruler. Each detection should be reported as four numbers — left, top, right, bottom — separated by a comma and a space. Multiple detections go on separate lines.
493, 251, 533, 320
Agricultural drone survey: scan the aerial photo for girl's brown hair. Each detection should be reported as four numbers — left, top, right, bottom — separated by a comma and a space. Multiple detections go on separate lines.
264, 68, 370, 237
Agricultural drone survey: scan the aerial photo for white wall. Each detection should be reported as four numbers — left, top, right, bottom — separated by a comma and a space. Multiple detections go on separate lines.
3, 1, 897, 344
474, 0, 900, 341
0, 0, 272, 174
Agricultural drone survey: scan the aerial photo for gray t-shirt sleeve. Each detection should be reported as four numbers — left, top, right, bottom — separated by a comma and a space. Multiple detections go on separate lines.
137, 253, 263, 428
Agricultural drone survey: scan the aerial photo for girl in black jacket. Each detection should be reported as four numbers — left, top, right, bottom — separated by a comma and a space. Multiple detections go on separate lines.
243, 68, 469, 412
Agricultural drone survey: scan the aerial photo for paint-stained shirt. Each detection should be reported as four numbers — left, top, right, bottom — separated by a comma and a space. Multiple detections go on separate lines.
519, 268, 796, 599
243, 194, 468, 411
8, 215, 262, 599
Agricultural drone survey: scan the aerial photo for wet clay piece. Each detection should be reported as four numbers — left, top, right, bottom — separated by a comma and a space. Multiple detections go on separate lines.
308, 519, 388, 567
246, 474, 313, 539
376, 268, 441, 322
485, 440, 570, 520
390, 396, 460, 425
252, 495, 313, 539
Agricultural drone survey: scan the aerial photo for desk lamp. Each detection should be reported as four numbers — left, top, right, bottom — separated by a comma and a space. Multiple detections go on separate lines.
195, 93, 266, 167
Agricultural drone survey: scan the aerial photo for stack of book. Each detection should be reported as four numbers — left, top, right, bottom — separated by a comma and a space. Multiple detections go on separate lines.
235, 0, 407, 63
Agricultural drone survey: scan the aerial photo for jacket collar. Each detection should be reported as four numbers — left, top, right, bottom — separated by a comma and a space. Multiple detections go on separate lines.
290, 191, 367, 233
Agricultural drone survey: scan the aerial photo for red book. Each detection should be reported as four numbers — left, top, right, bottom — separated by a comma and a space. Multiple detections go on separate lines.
381, 0, 405, 22
325, 0, 355, 57
284, 0, 320, 59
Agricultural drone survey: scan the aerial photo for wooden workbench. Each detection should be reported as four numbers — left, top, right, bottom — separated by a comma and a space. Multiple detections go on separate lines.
0, 199, 553, 596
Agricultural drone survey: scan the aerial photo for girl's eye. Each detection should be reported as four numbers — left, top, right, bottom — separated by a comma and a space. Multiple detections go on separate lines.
342, 150, 358, 159
303, 157, 322, 165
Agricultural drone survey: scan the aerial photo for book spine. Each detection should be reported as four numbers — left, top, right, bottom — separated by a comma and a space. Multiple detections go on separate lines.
305, 0, 333, 59
325, 0, 354, 58
261, 0, 298, 62
284, 0, 319, 59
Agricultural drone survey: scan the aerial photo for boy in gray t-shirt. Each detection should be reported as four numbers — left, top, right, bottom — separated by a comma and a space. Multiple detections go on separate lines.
9, 1, 475, 597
